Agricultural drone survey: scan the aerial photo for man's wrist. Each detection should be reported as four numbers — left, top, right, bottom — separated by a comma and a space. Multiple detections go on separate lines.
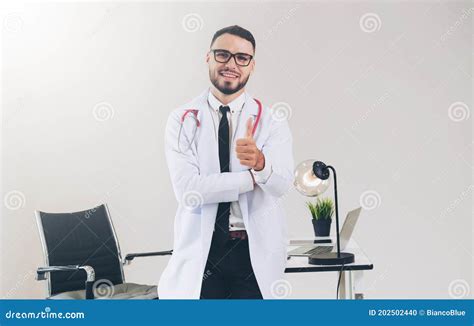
251, 157, 272, 185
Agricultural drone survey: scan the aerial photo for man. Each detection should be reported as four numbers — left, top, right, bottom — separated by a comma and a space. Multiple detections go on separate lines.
159, 25, 294, 299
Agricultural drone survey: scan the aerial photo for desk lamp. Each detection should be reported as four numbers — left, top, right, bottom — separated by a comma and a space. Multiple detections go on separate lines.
294, 160, 355, 265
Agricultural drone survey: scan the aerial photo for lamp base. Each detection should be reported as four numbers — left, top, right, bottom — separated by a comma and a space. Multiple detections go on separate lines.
308, 252, 355, 265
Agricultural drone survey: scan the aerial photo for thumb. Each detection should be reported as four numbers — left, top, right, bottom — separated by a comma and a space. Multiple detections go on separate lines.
246, 117, 254, 139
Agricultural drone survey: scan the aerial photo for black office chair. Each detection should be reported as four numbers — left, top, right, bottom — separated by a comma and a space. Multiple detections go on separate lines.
35, 204, 172, 299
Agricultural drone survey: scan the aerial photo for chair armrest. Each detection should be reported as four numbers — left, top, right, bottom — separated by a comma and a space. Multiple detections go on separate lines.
36, 265, 96, 299
36, 265, 96, 281
124, 250, 173, 265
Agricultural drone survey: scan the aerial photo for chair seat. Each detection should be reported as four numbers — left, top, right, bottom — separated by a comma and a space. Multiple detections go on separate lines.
49, 282, 158, 300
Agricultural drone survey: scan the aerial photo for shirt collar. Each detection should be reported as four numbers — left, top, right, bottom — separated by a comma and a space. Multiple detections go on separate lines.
208, 90, 246, 114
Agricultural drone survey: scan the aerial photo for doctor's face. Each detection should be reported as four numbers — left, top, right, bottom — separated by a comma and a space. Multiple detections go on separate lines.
207, 34, 255, 95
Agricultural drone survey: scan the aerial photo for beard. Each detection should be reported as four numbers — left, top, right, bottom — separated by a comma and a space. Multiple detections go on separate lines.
209, 69, 250, 95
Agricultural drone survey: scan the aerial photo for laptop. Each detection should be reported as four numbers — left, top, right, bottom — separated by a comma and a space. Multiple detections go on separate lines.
288, 207, 362, 257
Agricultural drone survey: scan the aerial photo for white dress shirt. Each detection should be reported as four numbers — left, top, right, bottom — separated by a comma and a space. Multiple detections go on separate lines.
207, 91, 272, 231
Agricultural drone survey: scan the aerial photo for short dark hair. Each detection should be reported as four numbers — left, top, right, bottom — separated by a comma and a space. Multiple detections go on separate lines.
210, 25, 256, 52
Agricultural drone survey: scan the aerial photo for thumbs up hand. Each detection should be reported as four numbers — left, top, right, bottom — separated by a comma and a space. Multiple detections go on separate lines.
245, 116, 254, 139
236, 117, 265, 171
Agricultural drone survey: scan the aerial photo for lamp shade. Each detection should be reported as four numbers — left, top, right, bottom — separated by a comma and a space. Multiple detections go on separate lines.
293, 159, 331, 197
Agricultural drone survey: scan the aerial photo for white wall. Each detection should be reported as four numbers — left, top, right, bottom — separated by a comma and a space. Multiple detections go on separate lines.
1, 0, 472, 299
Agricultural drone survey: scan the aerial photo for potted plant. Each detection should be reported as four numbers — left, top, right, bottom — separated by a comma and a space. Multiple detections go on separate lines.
306, 197, 334, 237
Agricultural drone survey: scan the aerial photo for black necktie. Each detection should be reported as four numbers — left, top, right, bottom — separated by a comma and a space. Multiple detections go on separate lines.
214, 105, 230, 244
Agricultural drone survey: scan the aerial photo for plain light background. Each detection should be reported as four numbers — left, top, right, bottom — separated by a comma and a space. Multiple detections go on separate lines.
1, 1, 472, 299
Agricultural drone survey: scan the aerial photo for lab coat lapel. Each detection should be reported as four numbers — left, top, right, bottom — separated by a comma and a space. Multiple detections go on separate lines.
230, 92, 259, 230
196, 89, 220, 175
194, 89, 220, 264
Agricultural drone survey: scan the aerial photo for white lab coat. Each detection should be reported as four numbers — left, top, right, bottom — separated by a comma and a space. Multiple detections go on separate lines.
158, 88, 294, 299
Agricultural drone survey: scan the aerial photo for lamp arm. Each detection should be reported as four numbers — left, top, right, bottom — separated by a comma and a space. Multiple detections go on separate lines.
327, 165, 341, 258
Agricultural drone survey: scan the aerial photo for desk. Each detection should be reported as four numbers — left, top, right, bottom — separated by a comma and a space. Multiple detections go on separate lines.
285, 238, 373, 299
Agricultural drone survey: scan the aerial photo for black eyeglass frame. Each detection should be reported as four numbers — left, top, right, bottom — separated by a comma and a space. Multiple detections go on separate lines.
210, 49, 254, 67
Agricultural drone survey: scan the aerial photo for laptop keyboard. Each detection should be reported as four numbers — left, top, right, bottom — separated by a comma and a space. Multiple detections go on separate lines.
304, 246, 333, 255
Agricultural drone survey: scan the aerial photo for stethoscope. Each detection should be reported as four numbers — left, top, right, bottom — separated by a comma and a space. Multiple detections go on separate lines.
177, 98, 263, 154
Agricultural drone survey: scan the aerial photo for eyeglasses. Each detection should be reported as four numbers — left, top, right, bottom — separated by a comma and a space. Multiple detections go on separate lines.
210, 49, 254, 67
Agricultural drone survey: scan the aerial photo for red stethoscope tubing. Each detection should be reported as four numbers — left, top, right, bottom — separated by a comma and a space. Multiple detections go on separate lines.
251, 98, 262, 136
180, 98, 263, 137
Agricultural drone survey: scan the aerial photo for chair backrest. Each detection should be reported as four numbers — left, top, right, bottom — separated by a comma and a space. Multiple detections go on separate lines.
36, 204, 125, 296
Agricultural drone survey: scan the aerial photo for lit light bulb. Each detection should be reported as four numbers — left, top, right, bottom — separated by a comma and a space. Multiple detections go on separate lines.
294, 159, 330, 197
